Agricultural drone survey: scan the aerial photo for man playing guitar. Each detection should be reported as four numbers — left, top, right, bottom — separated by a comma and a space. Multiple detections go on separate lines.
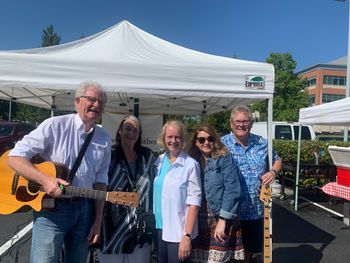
7, 81, 112, 263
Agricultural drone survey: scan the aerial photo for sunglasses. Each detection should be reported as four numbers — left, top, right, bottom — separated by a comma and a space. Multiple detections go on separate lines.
196, 136, 214, 144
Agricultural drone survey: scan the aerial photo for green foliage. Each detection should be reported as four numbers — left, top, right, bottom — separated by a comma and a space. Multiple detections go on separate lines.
0, 100, 10, 120
275, 140, 350, 188
206, 110, 231, 135
163, 111, 232, 137
15, 103, 51, 123
274, 139, 350, 164
251, 53, 308, 121
163, 114, 202, 134
42, 25, 61, 47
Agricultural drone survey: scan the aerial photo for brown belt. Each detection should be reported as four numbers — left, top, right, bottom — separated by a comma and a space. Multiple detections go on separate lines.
57, 197, 84, 203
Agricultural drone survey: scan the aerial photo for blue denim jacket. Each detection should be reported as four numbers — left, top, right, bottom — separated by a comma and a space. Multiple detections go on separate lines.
203, 152, 241, 219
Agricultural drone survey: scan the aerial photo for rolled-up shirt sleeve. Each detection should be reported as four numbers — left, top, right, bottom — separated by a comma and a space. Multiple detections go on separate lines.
186, 161, 202, 207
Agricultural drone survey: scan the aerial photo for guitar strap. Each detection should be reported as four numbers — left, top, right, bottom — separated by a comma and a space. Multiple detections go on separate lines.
67, 127, 95, 184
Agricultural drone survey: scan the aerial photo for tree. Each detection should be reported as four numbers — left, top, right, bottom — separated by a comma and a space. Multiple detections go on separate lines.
251, 53, 308, 121
15, 103, 50, 124
206, 110, 231, 135
42, 25, 61, 47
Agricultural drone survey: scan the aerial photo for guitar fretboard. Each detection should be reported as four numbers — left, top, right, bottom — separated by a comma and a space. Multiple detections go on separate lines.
263, 203, 272, 263
65, 186, 107, 201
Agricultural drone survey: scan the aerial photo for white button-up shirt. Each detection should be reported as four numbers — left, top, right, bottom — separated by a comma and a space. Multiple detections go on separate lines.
154, 151, 201, 242
9, 114, 111, 188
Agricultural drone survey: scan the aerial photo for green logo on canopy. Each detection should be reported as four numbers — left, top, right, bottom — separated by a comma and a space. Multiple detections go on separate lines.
245, 75, 265, 89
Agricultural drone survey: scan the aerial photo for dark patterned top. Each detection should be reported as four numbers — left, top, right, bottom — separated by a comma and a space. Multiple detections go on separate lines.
99, 145, 155, 254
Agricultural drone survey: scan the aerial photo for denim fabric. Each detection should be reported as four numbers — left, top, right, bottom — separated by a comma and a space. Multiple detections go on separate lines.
203, 152, 241, 219
30, 200, 93, 263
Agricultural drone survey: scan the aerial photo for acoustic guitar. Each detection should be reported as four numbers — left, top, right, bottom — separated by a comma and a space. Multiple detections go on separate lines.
0, 150, 139, 215
260, 184, 272, 263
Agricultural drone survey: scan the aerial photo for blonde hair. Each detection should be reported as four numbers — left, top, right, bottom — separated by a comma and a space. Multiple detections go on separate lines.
157, 120, 189, 151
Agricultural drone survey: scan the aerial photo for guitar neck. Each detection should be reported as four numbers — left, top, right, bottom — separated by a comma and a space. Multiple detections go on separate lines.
64, 186, 107, 201
263, 203, 272, 263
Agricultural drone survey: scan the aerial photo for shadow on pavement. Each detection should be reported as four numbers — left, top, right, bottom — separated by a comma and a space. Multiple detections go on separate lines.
272, 201, 335, 263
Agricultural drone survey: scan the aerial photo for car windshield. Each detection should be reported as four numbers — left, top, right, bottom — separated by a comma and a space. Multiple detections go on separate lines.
0, 125, 14, 136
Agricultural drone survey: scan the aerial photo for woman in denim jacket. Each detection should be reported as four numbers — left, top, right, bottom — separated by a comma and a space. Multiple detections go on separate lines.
189, 124, 244, 263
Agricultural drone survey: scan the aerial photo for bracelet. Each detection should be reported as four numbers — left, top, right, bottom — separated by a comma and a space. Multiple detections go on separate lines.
183, 232, 192, 239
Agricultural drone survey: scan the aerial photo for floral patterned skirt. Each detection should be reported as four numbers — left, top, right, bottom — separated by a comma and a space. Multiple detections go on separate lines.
191, 203, 244, 263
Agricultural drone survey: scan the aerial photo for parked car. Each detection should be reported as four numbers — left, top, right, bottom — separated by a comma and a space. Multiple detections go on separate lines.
0, 121, 35, 155
250, 121, 316, 140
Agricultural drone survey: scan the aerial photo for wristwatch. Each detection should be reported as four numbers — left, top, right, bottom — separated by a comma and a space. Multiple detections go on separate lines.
183, 232, 192, 239
270, 169, 278, 176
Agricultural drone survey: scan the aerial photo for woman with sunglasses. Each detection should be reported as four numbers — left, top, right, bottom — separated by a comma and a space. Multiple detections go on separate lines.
189, 124, 244, 263
154, 120, 202, 263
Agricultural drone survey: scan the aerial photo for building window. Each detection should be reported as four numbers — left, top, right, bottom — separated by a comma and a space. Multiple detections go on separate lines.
322, 94, 345, 103
323, 75, 346, 86
308, 95, 315, 106
306, 76, 316, 87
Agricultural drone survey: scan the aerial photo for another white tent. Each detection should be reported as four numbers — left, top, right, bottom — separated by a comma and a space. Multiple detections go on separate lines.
299, 97, 350, 126
294, 97, 350, 210
0, 20, 274, 115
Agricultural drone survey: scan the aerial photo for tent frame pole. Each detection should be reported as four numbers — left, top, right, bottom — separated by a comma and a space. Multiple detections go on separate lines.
294, 125, 302, 211
267, 98, 273, 168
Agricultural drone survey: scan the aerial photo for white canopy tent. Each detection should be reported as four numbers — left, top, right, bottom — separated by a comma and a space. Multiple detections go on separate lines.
0, 20, 274, 116
294, 97, 350, 210
0, 20, 276, 163
299, 97, 350, 126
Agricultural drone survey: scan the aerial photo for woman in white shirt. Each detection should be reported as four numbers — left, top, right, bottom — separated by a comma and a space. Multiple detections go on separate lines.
153, 120, 202, 263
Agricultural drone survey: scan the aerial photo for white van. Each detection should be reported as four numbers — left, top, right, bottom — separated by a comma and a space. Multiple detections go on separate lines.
250, 122, 316, 140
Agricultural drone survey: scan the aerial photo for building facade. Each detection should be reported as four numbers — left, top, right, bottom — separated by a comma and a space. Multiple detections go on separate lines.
298, 56, 347, 106
298, 57, 347, 134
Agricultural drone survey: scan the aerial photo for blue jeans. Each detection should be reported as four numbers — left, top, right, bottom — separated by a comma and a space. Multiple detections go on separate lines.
30, 199, 93, 263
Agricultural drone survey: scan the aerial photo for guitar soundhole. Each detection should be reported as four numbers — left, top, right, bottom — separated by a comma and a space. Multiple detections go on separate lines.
16, 186, 39, 202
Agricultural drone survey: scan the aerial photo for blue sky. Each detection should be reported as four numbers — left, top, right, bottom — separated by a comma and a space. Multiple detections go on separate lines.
0, 0, 348, 72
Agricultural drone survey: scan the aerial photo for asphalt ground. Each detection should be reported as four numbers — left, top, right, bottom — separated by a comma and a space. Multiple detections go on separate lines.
0, 189, 349, 263
273, 188, 350, 263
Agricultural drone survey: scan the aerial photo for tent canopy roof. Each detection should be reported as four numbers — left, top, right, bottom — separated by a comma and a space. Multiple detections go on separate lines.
299, 97, 350, 126
0, 20, 274, 115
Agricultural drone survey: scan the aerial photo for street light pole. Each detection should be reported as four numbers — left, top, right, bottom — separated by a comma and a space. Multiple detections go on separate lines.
337, 0, 350, 141
345, 0, 350, 141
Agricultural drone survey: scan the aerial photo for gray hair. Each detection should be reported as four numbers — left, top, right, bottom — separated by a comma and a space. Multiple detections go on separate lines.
230, 105, 253, 122
75, 80, 107, 103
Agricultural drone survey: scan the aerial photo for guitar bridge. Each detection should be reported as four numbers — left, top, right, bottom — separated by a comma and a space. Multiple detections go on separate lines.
11, 173, 20, 195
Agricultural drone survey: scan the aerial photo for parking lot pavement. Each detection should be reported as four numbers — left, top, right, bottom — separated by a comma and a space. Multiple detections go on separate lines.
0, 211, 32, 263
2, 192, 350, 263
273, 195, 350, 263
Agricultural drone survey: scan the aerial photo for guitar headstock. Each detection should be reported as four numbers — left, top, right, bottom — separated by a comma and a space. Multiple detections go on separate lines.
107, 191, 139, 208
259, 185, 272, 205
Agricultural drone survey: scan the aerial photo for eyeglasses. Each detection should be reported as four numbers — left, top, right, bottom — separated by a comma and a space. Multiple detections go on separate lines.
79, 96, 106, 104
231, 120, 250, 126
196, 136, 214, 144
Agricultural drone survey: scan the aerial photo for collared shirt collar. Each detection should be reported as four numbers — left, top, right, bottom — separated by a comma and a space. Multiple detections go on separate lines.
74, 114, 95, 134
